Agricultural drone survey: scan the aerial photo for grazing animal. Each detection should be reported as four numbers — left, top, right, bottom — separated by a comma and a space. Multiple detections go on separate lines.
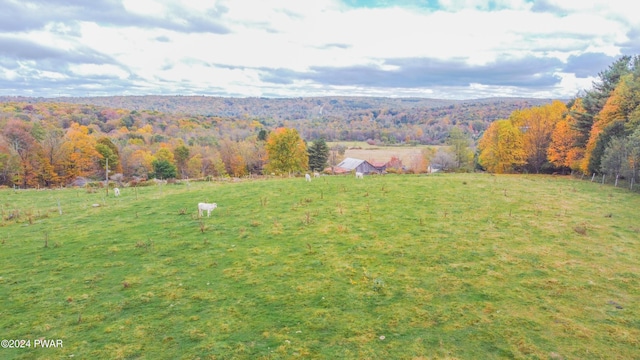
313, 172, 320, 178
114, 188, 120, 197
305, 173, 311, 182
198, 202, 218, 217
355, 172, 364, 179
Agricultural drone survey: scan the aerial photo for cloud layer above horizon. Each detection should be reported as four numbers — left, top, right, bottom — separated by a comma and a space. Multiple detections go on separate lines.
1, 0, 638, 99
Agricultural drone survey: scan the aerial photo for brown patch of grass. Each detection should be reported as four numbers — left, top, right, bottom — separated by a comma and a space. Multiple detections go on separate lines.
574, 225, 588, 235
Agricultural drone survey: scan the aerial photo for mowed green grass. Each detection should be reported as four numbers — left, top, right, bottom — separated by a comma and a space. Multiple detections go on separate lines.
1, 174, 639, 359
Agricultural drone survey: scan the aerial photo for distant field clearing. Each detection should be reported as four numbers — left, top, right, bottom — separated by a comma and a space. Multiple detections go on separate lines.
329, 141, 439, 164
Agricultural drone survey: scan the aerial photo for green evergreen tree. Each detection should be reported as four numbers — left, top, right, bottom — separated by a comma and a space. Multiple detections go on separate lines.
258, 129, 268, 141
150, 159, 177, 179
308, 138, 330, 172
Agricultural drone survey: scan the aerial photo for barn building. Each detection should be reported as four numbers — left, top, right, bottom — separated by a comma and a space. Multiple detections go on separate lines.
335, 158, 386, 174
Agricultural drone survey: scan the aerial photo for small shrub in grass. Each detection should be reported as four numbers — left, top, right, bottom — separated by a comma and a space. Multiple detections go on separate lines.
271, 219, 283, 234
135, 239, 154, 251
303, 212, 312, 225
305, 243, 317, 255
574, 225, 587, 235
373, 278, 385, 293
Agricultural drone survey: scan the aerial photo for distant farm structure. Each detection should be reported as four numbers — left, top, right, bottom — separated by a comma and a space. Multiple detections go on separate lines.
334, 157, 386, 174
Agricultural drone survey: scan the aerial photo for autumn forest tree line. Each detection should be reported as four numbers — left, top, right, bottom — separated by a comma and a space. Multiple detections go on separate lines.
477, 55, 640, 190
0, 93, 550, 188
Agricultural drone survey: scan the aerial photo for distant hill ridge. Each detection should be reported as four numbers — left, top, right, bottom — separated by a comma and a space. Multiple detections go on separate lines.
0, 95, 560, 121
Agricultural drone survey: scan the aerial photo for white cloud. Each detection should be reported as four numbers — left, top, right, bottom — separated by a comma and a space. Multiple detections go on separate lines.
1, 69, 19, 81
71, 64, 129, 79
0, 0, 637, 98
122, 0, 167, 18
555, 72, 596, 95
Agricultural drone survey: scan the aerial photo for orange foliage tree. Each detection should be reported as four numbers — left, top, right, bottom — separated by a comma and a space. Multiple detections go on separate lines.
581, 74, 630, 174
547, 113, 582, 173
218, 139, 247, 177
60, 123, 101, 182
126, 149, 154, 178
511, 101, 567, 173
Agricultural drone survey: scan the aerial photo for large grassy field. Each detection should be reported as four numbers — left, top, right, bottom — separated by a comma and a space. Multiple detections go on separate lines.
1, 173, 639, 359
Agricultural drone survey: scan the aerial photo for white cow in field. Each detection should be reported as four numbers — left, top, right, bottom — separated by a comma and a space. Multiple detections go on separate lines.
114, 188, 120, 196
355, 172, 364, 179
305, 173, 311, 182
198, 202, 218, 217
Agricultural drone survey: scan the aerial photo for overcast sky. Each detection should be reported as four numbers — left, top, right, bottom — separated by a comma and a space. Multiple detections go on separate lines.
1, 0, 638, 99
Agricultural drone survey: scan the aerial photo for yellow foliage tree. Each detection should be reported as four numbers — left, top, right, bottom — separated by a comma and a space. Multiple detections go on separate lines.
478, 119, 525, 173
186, 153, 203, 178
155, 144, 175, 164
137, 124, 153, 134
264, 127, 308, 175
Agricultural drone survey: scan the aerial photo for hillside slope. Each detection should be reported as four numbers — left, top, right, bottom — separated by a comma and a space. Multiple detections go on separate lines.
1, 174, 638, 359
